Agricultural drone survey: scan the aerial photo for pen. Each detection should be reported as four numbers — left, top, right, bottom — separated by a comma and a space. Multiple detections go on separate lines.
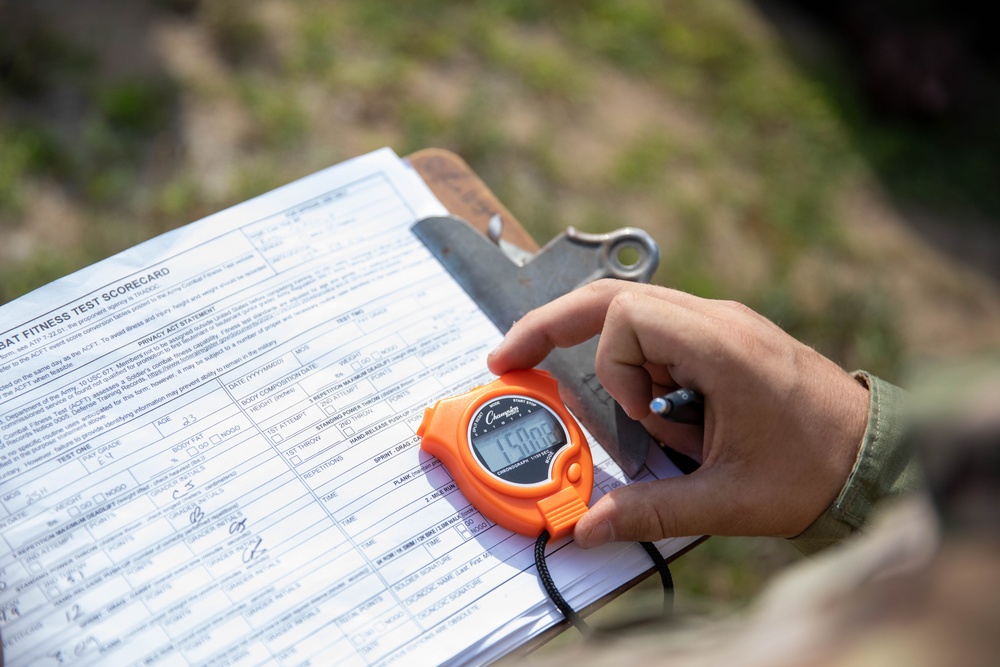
649, 388, 704, 425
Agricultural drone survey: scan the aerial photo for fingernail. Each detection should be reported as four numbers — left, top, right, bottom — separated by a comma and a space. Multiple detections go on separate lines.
487, 339, 504, 361
580, 520, 614, 548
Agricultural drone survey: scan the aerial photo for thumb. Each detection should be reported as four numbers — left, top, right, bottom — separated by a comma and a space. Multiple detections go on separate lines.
573, 473, 725, 547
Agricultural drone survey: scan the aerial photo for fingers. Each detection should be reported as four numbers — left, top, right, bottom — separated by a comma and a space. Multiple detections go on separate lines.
595, 290, 715, 417
487, 280, 703, 376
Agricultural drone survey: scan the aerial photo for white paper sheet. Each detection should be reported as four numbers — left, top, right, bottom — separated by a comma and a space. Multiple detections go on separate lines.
0, 148, 696, 666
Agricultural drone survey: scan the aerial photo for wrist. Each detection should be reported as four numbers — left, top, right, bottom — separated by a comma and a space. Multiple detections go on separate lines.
791, 372, 920, 554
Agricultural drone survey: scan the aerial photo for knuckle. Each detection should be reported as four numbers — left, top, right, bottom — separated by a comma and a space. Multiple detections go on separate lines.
719, 299, 757, 319
585, 278, 621, 298
606, 289, 641, 319
719, 299, 780, 333
650, 504, 680, 539
611, 485, 677, 541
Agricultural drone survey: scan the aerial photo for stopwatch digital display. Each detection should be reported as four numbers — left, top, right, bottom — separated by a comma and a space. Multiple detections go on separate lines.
469, 395, 568, 483
418, 369, 593, 540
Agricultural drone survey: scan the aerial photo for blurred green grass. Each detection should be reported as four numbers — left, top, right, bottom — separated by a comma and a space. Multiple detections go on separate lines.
1, 0, 998, 618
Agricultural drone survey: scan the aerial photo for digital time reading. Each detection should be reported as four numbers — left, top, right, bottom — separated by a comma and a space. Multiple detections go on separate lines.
471, 402, 564, 476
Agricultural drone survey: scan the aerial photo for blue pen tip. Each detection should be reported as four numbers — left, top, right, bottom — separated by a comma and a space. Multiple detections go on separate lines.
649, 397, 668, 414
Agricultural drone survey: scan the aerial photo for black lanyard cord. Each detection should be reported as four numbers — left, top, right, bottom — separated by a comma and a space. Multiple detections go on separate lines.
639, 540, 674, 615
534, 531, 674, 637
534, 530, 592, 636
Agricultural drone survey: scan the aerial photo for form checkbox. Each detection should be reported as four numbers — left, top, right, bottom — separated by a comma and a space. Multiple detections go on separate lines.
28, 561, 41, 573
68, 506, 79, 516
187, 447, 197, 456
373, 351, 381, 359
211, 435, 221, 444
94, 493, 105, 503
351, 361, 362, 371
342, 426, 354, 436
271, 433, 283, 443
324, 405, 336, 416
47, 586, 60, 598
290, 455, 302, 465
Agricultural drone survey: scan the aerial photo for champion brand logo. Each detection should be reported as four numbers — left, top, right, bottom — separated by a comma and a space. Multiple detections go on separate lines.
485, 406, 519, 424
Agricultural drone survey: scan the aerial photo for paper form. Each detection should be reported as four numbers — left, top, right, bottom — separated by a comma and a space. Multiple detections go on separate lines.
0, 148, 697, 667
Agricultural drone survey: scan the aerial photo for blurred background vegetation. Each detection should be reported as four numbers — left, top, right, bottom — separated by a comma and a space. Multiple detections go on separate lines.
2, 0, 999, 630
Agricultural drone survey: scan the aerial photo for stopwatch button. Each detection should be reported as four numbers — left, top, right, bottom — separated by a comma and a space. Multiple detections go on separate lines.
567, 463, 582, 483
416, 406, 434, 436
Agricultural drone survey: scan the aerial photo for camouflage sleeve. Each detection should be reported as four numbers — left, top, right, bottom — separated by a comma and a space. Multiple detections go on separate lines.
790, 371, 922, 555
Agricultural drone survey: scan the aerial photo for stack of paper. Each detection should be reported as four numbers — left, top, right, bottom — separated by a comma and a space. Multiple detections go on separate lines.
0, 148, 696, 666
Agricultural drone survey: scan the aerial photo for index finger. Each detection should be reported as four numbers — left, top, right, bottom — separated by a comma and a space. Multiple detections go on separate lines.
486, 280, 701, 375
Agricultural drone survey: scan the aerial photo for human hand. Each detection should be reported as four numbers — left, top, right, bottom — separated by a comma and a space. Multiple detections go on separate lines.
486, 279, 870, 547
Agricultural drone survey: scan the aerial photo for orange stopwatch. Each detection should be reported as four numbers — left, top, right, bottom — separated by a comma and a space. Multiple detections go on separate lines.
417, 369, 593, 540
